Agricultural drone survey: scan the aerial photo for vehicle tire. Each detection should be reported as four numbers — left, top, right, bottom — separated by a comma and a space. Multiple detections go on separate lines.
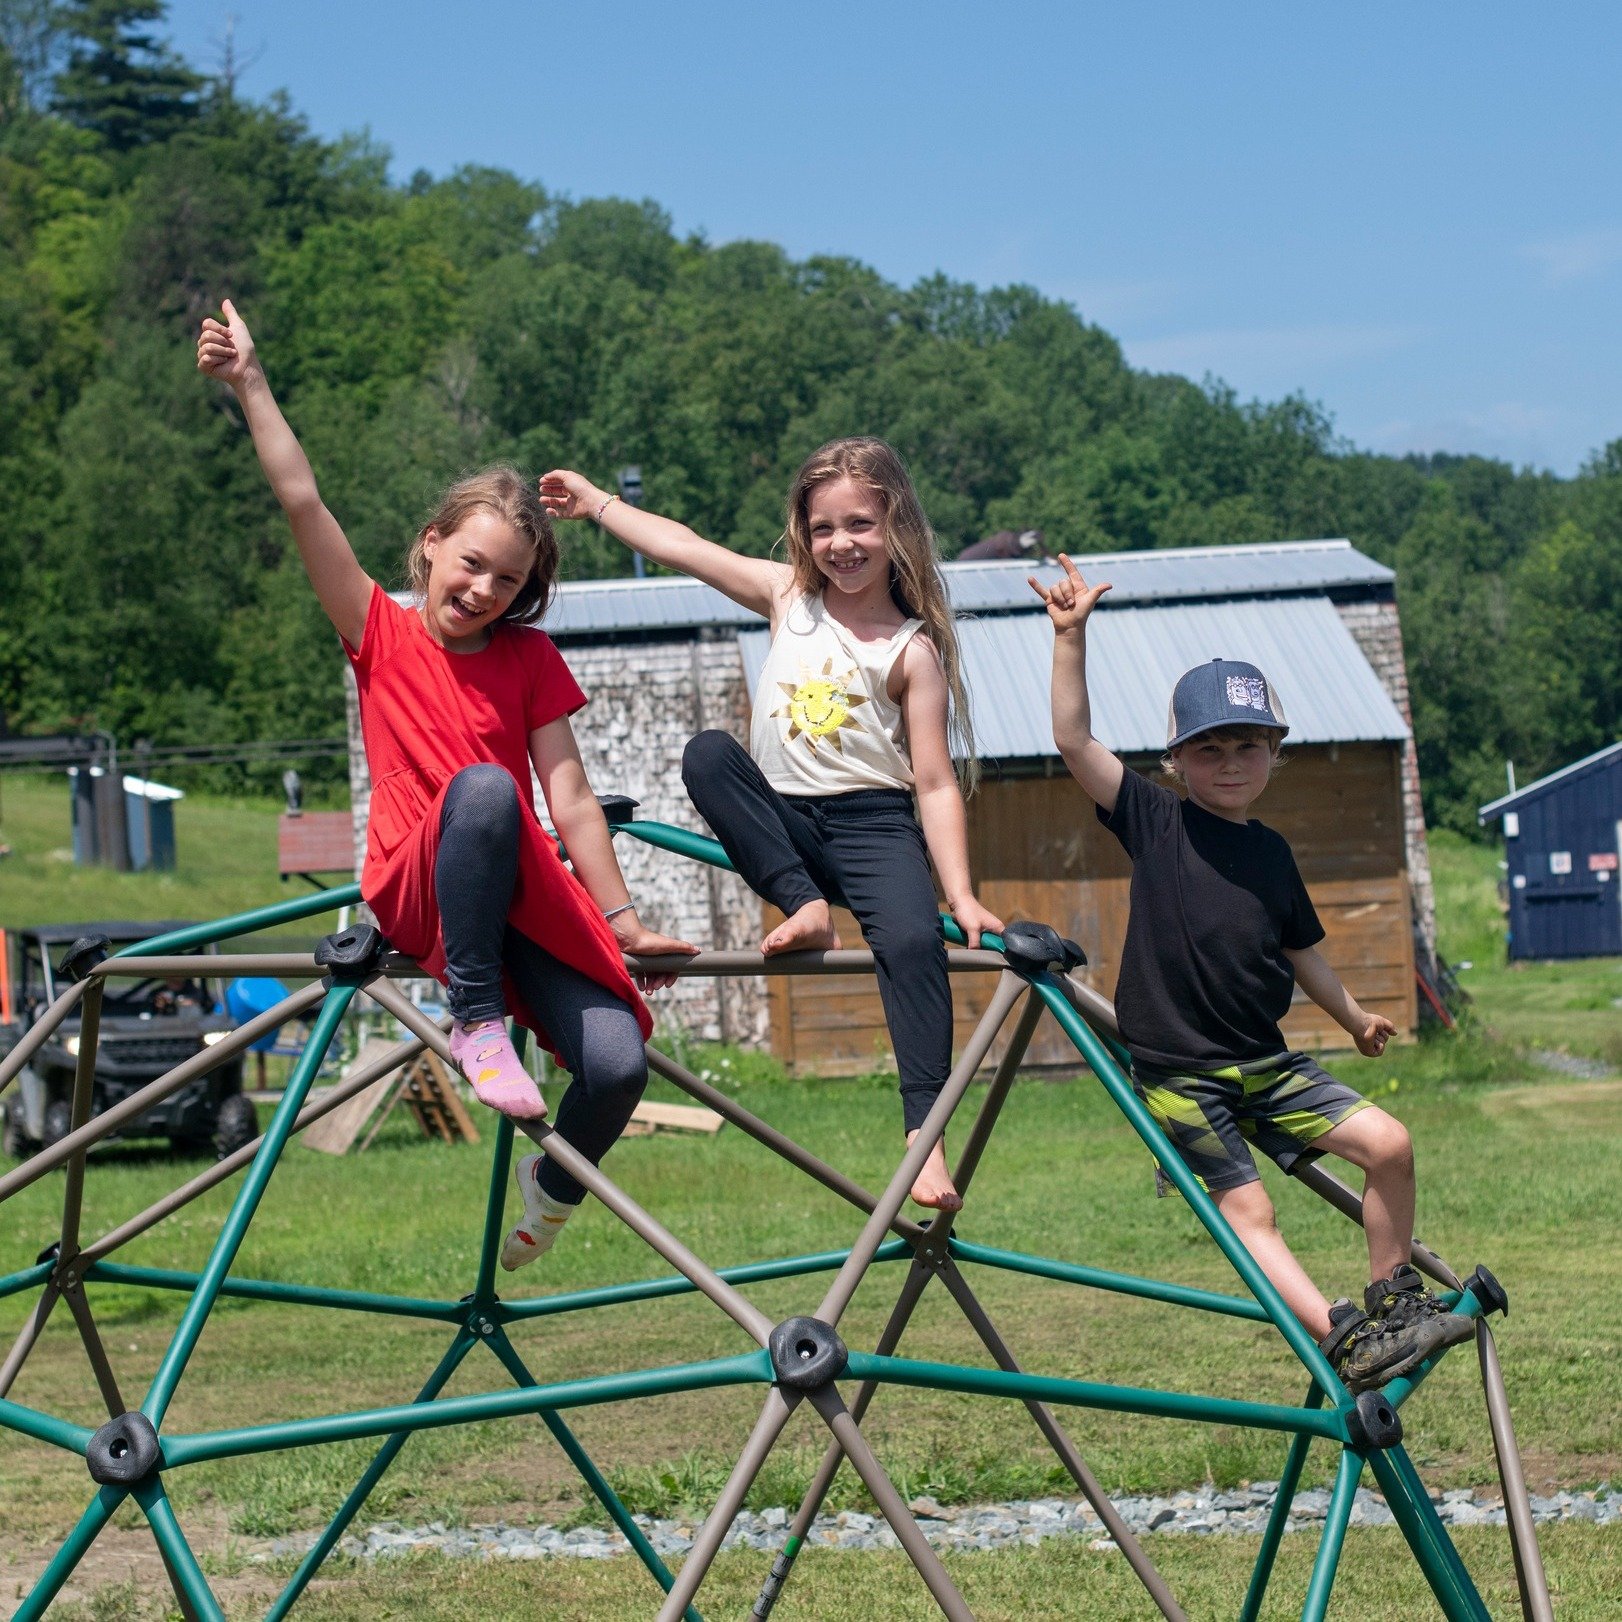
212, 1092, 260, 1161
2, 1106, 32, 1161
41, 1098, 74, 1152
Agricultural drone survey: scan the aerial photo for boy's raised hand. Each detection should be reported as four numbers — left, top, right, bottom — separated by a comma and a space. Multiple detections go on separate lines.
1029, 554, 1110, 634
196, 299, 259, 390
538, 469, 607, 523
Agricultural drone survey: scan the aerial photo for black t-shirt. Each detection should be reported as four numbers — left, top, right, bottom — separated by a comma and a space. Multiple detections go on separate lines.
1099, 767, 1325, 1072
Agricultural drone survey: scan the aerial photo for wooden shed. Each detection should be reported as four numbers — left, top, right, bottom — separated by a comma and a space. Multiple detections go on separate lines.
348, 540, 1434, 1071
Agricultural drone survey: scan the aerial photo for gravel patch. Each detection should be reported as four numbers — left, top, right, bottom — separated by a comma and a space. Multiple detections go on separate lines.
1531, 1048, 1613, 1080
255, 1484, 1618, 1564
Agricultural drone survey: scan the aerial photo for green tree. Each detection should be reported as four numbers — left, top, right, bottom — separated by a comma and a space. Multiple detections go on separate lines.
52, 0, 200, 151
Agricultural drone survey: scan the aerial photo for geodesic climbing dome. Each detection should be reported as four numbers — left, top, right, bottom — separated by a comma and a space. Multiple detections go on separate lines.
0, 813, 1552, 1620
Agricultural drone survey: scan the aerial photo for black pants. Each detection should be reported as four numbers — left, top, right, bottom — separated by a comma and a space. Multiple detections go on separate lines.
437, 765, 647, 1203
681, 731, 950, 1131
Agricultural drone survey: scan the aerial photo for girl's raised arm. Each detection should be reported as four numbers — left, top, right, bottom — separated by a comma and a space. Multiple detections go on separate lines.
540, 470, 790, 624
198, 301, 373, 649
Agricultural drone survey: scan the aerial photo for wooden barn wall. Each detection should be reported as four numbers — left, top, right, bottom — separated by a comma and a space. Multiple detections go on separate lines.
768, 743, 1417, 1075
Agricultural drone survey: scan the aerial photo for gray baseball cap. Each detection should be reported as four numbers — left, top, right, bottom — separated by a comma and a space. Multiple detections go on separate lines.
1166, 659, 1289, 748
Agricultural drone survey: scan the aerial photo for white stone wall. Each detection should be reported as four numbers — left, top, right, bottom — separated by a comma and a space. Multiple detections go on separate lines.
343, 636, 768, 1046
1334, 599, 1438, 962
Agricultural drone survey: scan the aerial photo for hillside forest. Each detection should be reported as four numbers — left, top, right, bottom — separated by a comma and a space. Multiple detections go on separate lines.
2, 2, 1619, 833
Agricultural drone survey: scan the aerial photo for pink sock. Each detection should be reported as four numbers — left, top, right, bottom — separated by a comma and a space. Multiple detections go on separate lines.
449, 1020, 547, 1120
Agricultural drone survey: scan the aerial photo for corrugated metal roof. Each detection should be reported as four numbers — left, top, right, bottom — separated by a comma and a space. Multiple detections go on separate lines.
739, 595, 1408, 759
1477, 739, 1622, 821
532, 538, 1390, 638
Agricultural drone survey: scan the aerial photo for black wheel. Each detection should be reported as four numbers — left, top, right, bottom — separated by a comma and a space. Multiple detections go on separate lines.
212, 1092, 260, 1160
41, 1097, 74, 1152
2, 1106, 33, 1161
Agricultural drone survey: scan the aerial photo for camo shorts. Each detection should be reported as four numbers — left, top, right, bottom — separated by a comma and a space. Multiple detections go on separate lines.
1130, 1053, 1371, 1197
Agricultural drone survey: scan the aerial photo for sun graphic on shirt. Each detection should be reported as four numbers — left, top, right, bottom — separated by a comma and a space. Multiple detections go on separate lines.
772, 658, 868, 753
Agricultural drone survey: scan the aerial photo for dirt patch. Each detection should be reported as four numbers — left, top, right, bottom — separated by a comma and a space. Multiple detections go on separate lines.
1480, 1078, 1622, 1117
1, 1509, 280, 1617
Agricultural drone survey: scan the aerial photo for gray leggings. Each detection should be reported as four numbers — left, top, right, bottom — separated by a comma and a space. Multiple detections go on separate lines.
437, 764, 647, 1204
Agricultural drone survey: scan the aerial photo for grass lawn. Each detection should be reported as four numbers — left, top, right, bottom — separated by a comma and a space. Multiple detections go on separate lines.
2, 782, 1618, 1615
0, 774, 321, 941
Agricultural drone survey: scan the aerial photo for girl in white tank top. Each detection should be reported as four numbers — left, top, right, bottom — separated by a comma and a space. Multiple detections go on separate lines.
541, 440, 1003, 1213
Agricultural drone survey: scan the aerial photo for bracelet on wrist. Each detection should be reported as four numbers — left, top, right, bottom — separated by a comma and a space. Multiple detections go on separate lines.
594, 492, 619, 524
603, 901, 636, 922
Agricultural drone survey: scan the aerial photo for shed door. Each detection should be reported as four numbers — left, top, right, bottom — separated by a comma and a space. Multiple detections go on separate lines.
1518, 824, 1622, 959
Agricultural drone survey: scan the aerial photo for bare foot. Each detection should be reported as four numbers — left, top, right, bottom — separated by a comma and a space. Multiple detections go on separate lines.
907, 1132, 962, 1212
761, 899, 841, 956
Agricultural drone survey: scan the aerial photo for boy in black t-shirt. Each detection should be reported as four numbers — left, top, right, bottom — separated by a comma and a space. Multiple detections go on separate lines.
1032, 555, 1472, 1392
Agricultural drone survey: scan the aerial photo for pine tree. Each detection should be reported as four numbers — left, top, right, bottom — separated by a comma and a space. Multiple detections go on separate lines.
52, 0, 199, 150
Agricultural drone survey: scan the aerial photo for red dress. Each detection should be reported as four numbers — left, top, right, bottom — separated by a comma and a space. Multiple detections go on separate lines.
344, 584, 651, 1060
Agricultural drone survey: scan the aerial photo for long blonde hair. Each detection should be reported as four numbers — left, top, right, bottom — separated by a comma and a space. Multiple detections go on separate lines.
783, 437, 979, 793
403, 464, 558, 625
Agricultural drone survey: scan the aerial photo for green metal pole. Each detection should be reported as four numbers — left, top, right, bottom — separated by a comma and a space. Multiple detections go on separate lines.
0, 1259, 55, 1299
1366, 1444, 1492, 1622
484, 1326, 701, 1622
1034, 981, 1348, 1397
162, 1351, 774, 1466
8, 1486, 125, 1622
267, 1327, 480, 1622
0, 1394, 94, 1453
949, 1239, 1270, 1322
498, 1241, 910, 1323
142, 983, 358, 1425
111, 886, 363, 958
86, 1261, 466, 1323
473, 1071, 520, 1305
135, 1477, 226, 1621
843, 1352, 1343, 1441
1300, 1445, 1363, 1622
1238, 1385, 1324, 1622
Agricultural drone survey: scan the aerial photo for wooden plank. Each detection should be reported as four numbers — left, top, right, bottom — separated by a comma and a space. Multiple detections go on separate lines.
629, 1100, 724, 1134
302, 1038, 406, 1155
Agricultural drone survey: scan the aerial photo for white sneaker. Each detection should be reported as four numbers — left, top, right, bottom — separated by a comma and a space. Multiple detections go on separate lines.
499, 1153, 575, 1271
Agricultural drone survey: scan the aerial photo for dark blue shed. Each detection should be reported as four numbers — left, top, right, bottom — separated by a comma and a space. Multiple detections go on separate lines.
1479, 741, 1622, 961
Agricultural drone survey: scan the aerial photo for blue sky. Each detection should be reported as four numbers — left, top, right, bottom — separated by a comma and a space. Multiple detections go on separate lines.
162, 1, 1620, 474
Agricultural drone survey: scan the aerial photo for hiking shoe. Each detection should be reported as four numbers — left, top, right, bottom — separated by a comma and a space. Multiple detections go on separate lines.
1363, 1264, 1476, 1367
1320, 1299, 1400, 1393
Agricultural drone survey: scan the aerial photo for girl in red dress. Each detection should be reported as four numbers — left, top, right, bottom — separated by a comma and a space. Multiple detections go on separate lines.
198, 301, 695, 1268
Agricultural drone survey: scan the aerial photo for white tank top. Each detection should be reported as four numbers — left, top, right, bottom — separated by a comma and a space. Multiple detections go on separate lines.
751, 593, 924, 796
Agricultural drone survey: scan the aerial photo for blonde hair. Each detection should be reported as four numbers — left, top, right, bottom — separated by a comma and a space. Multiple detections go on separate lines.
403, 464, 558, 625
782, 437, 979, 793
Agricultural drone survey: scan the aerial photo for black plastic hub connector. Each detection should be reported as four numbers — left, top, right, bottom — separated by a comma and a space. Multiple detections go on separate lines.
313, 924, 388, 982
998, 920, 1087, 977
35, 1239, 61, 1267
86, 1411, 162, 1485
595, 793, 641, 828
58, 934, 111, 984
1465, 1264, 1509, 1319
1346, 1388, 1403, 1452
768, 1316, 848, 1390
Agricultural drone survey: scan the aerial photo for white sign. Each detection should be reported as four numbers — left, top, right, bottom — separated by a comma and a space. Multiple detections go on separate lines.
1504, 812, 1519, 837
1549, 852, 1572, 875
1512, 874, 1526, 889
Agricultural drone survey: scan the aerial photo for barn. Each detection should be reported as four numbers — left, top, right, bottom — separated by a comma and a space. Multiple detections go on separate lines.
346, 538, 1435, 1070
1478, 741, 1622, 961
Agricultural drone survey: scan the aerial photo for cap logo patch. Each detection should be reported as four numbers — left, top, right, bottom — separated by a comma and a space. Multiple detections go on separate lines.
1226, 675, 1269, 712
